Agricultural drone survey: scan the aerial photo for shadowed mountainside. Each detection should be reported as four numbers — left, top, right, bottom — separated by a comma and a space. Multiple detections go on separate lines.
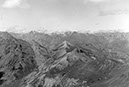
0, 31, 129, 87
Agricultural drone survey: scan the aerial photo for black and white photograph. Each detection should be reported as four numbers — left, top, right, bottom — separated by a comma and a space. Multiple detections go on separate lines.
0, 0, 129, 87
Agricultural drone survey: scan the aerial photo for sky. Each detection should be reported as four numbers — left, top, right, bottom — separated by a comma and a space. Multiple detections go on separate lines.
0, 0, 129, 33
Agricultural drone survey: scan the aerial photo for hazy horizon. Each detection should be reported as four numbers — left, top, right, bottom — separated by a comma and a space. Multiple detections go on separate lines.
0, 0, 129, 33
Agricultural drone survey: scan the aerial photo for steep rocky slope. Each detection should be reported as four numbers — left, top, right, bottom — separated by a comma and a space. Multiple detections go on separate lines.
0, 31, 129, 87
29, 41, 127, 87
0, 32, 37, 87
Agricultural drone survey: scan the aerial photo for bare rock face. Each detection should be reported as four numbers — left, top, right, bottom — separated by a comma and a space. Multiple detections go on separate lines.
1, 32, 129, 87
0, 32, 37, 87
43, 41, 122, 87
22, 39, 127, 87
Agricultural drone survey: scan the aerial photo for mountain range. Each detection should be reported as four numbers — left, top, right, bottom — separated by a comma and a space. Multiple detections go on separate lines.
0, 31, 129, 87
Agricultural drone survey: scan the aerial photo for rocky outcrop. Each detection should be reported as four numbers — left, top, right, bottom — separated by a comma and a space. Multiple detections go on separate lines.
0, 32, 37, 87
22, 40, 127, 87
1, 32, 129, 87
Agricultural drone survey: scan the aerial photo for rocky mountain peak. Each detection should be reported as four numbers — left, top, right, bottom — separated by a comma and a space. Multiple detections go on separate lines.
53, 41, 75, 52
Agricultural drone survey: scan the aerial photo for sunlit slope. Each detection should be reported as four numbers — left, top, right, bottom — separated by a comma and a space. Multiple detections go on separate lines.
0, 31, 129, 87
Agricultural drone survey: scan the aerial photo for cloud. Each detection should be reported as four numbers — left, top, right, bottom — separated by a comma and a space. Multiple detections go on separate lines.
2, 0, 30, 8
82, 0, 111, 5
99, 9, 129, 16
88, 0, 110, 3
